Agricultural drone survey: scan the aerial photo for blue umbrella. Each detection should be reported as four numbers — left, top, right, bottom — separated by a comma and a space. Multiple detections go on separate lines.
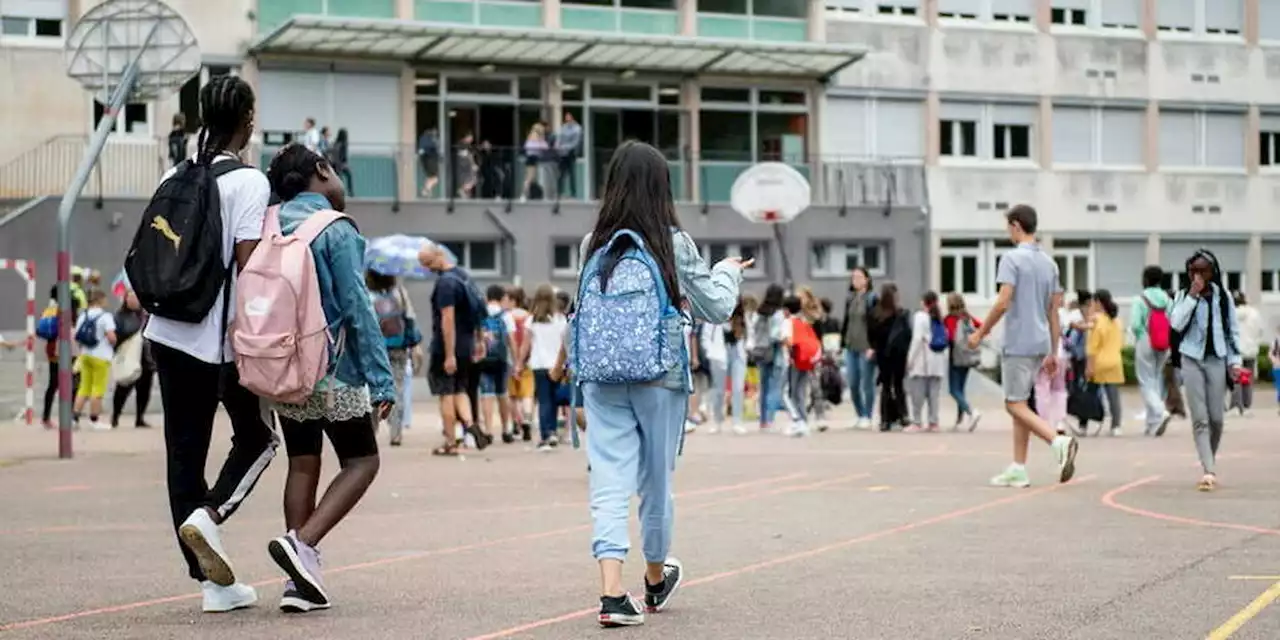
365, 235, 457, 280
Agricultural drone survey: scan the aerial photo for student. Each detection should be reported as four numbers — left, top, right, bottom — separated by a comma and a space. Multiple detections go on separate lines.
39, 285, 81, 428
1229, 291, 1263, 417
505, 286, 534, 441
168, 114, 188, 168
417, 243, 489, 455
479, 284, 518, 443
698, 314, 730, 434
1270, 326, 1280, 414
841, 267, 878, 429
781, 295, 820, 436
257, 144, 394, 613
111, 288, 154, 428
944, 293, 982, 431
72, 289, 117, 431
967, 205, 1079, 487
1080, 289, 1124, 436
572, 141, 744, 627
1169, 249, 1242, 492
1130, 266, 1173, 436
139, 76, 279, 612
717, 299, 749, 435
750, 284, 787, 432
366, 270, 420, 447
906, 290, 947, 432
518, 284, 567, 450
867, 283, 910, 431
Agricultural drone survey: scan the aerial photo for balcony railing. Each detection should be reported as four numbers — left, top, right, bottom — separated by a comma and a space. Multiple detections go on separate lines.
0, 137, 927, 211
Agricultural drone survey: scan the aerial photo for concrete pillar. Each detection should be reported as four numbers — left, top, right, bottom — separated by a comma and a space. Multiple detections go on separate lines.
682, 78, 701, 202
923, 0, 937, 26
925, 91, 940, 165
545, 73, 563, 130
679, 0, 696, 36
1248, 233, 1263, 304
1143, 102, 1159, 172
1245, 0, 1260, 45
1141, 0, 1156, 39
1247, 105, 1261, 175
1034, 0, 1050, 31
1145, 233, 1160, 265
807, 0, 825, 42
929, 231, 942, 291
544, 0, 561, 28
1038, 96, 1053, 169
808, 83, 824, 199
396, 0, 413, 19
397, 64, 416, 202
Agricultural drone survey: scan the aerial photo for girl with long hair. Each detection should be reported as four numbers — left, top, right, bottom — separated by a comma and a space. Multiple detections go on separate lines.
752, 283, 788, 431
711, 297, 749, 434
1081, 289, 1124, 437
110, 289, 155, 428
518, 284, 567, 450
264, 144, 395, 613
841, 267, 878, 428
505, 285, 534, 441
944, 292, 983, 430
575, 141, 744, 627
906, 291, 948, 431
867, 283, 910, 431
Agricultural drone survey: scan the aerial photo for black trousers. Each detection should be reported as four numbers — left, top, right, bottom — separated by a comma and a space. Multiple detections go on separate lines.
42, 361, 80, 423
112, 367, 154, 425
557, 155, 577, 198
878, 360, 908, 428
154, 342, 278, 581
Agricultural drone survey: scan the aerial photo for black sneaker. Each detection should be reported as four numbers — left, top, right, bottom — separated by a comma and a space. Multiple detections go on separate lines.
279, 580, 330, 613
501, 430, 515, 444
464, 424, 491, 451
644, 557, 684, 613
598, 593, 645, 628
521, 423, 532, 442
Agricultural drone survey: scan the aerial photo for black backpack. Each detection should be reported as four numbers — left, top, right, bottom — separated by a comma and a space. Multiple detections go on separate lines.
125, 159, 250, 323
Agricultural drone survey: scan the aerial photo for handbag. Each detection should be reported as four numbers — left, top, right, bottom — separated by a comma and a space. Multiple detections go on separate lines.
1066, 383, 1104, 422
112, 335, 144, 387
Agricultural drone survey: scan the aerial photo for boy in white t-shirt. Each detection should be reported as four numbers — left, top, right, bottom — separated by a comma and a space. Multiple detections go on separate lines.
72, 289, 117, 431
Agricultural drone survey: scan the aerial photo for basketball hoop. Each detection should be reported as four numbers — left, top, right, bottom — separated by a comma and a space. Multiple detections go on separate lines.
53, 0, 201, 459
730, 162, 811, 224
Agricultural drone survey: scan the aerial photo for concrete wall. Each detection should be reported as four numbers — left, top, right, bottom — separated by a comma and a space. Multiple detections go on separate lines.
0, 198, 928, 332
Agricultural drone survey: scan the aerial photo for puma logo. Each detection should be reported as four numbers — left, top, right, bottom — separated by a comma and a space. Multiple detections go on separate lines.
151, 216, 181, 251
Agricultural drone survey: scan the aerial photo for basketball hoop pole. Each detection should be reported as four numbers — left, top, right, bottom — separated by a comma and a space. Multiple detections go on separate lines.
55, 22, 156, 459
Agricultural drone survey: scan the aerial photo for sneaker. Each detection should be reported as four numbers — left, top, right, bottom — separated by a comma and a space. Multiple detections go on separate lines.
598, 593, 646, 628
855, 417, 872, 430
683, 420, 698, 434
501, 430, 515, 444
967, 411, 983, 433
903, 425, 923, 433
707, 425, 721, 435
268, 532, 330, 609
200, 581, 257, 613
179, 508, 236, 586
279, 579, 330, 613
644, 558, 684, 613
732, 423, 749, 435
989, 465, 1031, 488
90, 420, 111, 432
521, 423, 532, 441
1109, 427, 1122, 437
1052, 435, 1079, 483
536, 441, 554, 452
925, 424, 940, 432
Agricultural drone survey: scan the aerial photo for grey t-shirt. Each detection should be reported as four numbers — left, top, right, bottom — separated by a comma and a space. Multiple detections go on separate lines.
996, 243, 1061, 357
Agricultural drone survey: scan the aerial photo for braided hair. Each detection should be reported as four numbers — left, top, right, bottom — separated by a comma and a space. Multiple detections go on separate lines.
266, 143, 329, 202
196, 75, 255, 164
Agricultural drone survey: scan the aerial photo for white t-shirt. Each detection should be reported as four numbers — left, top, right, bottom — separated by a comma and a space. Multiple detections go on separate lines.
302, 128, 322, 153
525, 313, 567, 370
144, 154, 270, 363
75, 309, 116, 361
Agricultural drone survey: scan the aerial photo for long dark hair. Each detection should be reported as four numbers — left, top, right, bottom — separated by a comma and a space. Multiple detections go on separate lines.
1095, 289, 1119, 319
873, 283, 900, 320
195, 75, 255, 164
729, 298, 746, 341
758, 283, 786, 318
584, 142, 681, 302
922, 290, 941, 322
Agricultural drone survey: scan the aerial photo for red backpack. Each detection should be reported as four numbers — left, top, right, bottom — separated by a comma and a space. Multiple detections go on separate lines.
790, 317, 821, 372
1144, 294, 1171, 352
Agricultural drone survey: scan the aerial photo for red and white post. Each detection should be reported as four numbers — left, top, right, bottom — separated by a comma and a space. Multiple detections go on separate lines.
0, 259, 36, 426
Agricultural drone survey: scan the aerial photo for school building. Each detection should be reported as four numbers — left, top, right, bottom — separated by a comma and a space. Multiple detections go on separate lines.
0, 0, 929, 330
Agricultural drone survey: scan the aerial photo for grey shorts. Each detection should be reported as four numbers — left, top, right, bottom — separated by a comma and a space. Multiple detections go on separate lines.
1001, 355, 1042, 402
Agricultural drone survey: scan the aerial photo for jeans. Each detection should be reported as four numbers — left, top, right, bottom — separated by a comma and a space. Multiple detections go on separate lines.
533, 369, 559, 442
726, 348, 747, 424
385, 349, 409, 441
584, 382, 685, 562
1134, 339, 1170, 430
707, 360, 728, 424
784, 368, 810, 424
1182, 356, 1226, 474
947, 365, 972, 420
844, 349, 876, 419
757, 362, 784, 426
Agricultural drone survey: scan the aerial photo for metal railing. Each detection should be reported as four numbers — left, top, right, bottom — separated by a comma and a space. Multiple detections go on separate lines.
0, 135, 171, 201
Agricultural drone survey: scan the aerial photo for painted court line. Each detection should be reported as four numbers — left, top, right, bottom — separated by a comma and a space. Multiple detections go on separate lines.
0, 471, 859, 632
1206, 578, 1280, 640
463, 475, 1097, 640
1100, 475, 1280, 538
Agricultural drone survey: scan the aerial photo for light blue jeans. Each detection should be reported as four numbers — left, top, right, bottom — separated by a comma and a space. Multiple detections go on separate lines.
584, 382, 687, 563
726, 348, 747, 424
845, 349, 877, 419
758, 362, 785, 426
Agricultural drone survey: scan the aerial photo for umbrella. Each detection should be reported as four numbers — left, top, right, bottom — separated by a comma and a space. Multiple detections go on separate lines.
365, 235, 457, 280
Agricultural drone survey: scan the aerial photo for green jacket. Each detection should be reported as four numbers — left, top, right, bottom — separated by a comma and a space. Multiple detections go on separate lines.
1130, 286, 1172, 340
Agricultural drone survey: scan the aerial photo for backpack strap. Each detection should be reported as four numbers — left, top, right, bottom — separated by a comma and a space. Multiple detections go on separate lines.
293, 209, 350, 244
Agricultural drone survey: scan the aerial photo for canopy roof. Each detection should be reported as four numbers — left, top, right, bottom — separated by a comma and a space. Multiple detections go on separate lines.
250, 15, 865, 81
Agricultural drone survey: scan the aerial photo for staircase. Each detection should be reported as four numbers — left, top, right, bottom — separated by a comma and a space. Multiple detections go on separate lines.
0, 135, 167, 199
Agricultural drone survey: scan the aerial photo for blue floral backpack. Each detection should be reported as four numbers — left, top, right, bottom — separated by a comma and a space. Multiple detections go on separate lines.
569, 230, 685, 386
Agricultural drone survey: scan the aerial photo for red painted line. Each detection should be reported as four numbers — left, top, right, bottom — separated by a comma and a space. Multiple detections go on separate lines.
1100, 475, 1280, 537
463, 475, 1097, 640
0, 471, 839, 631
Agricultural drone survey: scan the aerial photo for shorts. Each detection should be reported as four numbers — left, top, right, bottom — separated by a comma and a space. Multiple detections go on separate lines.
280, 413, 379, 460
508, 367, 534, 399
76, 355, 110, 398
428, 360, 478, 397
479, 366, 509, 396
1001, 355, 1042, 403
420, 155, 439, 178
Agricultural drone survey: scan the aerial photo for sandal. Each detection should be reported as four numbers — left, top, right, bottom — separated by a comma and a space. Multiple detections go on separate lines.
1197, 474, 1216, 492
432, 443, 459, 456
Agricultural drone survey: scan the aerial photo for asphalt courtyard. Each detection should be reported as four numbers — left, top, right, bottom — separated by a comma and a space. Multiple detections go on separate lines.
1, 395, 1279, 640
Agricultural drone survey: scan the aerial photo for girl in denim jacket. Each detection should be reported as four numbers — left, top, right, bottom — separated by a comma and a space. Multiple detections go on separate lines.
263, 144, 396, 613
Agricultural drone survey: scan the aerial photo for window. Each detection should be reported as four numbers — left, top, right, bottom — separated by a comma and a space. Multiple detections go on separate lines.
699, 0, 748, 14
992, 124, 1030, 159
938, 241, 981, 296
440, 241, 502, 275
1157, 0, 1242, 36
939, 239, 1080, 298
1225, 270, 1244, 293
1158, 109, 1245, 169
877, 0, 919, 16
937, 0, 980, 20
1050, 6, 1086, 25
0, 15, 62, 39
811, 242, 887, 277
1052, 242, 1093, 293
552, 242, 581, 276
567, 0, 676, 6
702, 242, 765, 277
1260, 116, 1280, 167
93, 100, 152, 137
937, 0, 1032, 22
1051, 105, 1144, 167
940, 102, 1036, 162
1050, 0, 1142, 29
940, 120, 978, 157
1262, 269, 1279, 293
1263, 0, 1280, 41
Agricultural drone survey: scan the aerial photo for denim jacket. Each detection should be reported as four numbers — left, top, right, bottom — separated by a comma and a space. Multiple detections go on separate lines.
1170, 283, 1242, 368
579, 229, 743, 391
277, 193, 396, 403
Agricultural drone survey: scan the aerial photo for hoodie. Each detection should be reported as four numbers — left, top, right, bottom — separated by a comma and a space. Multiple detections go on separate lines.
1169, 249, 1242, 367
1129, 286, 1172, 343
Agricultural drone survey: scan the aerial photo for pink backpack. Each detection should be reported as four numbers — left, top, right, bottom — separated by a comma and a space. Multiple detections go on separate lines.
232, 206, 347, 404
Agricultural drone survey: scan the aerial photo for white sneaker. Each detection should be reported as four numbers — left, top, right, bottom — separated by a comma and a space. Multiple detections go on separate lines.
201, 581, 257, 613
789, 422, 809, 438
731, 423, 748, 435
967, 411, 983, 433
854, 418, 871, 430
707, 425, 721, 435
179, 508, 236, 586
90, 420, 111, 432
683, 420, 698, 434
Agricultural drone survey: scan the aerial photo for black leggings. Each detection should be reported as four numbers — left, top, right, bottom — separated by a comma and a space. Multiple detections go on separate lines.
112, 368, 154, 424
42, 361, 80, 423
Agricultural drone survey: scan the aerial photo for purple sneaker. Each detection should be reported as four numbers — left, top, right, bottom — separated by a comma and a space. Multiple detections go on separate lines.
268, 532, 329, 609
279, 579, 329, 613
